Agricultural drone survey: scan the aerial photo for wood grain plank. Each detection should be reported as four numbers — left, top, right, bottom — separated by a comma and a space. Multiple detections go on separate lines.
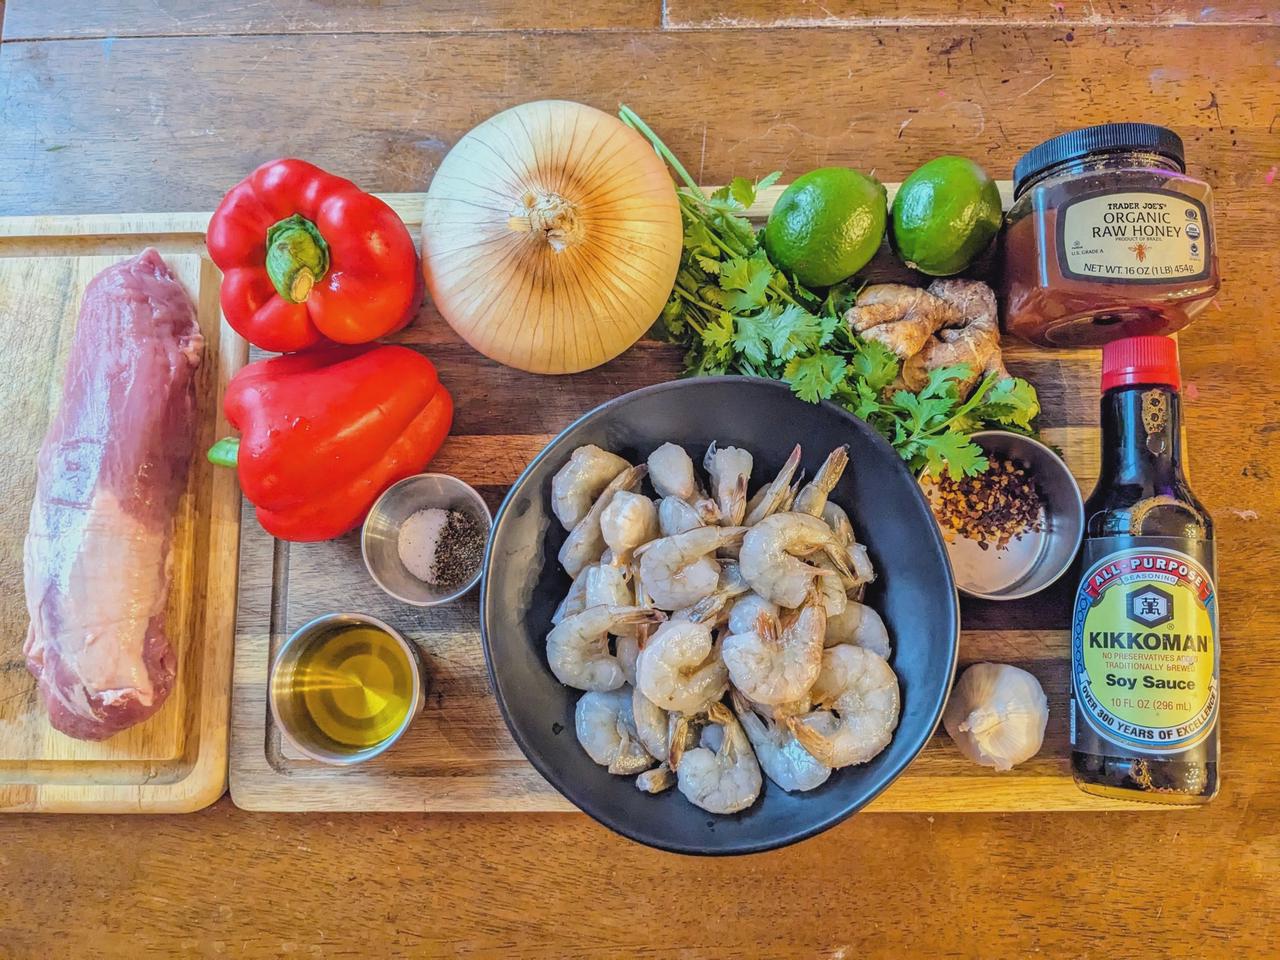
665, 0, 1280, 27
1, 27, 1276, 220
1, 0, 661, 40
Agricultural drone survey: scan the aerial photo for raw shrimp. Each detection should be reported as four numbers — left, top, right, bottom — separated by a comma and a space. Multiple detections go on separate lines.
636, 620, 728, 715
727, 593, 779, 637
722, 589, 826, 706
744, 444, 803, 525
675, 702, 762, 814
825, 601, 891, 658
559, 465, 646, 578
600, 491, 659, 566
647, 442, 697, 501
812, 555, 849, 617
739, 512, 853, 609
788, 645, 899, 768
658, 495, 705, 537
583, 562, 631, 607
822, 500, 855, 546
794, 445, 849, 517
731, 691, 831, 793
551, 570, 590, 625
575, 688, 654, 775
616, 634, 640, 685
634, 526, 747, 610
551, 445, 631, 530
547, 605, 664, 691
822, 501, 876, 585
768, 694, 814, 719
704, 442, 753, 526
676, 562, 750, 625
632, 686, 673, 762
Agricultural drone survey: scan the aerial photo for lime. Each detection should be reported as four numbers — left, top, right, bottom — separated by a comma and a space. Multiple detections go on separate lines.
890, 156, 1002, 276
763, 167, 887, 288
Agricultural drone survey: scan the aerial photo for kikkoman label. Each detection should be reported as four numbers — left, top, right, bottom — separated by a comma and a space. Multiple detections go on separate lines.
1071, 544, 1219, 753
1057, 189, 1212, 285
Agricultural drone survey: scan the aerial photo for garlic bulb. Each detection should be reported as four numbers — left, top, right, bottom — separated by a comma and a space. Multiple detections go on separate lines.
421, 100, 682, 375
942, 663, 1048, 771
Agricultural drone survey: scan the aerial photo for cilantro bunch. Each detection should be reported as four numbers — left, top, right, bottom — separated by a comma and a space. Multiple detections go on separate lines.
619, 106, 1040, 479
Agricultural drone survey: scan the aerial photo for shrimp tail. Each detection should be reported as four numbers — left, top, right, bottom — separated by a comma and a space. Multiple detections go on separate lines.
744, 444, 803, 525
787, 716, 839, 767
705, 700, 735, 727
668, 715, 691, 770
820, 544, 854, 582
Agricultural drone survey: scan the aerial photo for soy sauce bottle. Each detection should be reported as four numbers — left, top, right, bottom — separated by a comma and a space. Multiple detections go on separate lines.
1071, 336, 1219, 803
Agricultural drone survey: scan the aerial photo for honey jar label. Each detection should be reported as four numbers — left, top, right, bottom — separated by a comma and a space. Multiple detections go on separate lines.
1057, 189, 1211, 285
1071, 539, 1218, 758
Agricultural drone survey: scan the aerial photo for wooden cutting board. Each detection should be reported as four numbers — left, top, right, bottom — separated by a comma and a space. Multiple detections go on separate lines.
228, 187, 1168, 813
0, 217, 246, 812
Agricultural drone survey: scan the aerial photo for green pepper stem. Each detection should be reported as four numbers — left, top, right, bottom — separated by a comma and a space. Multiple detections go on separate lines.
264, 214, 329, 303
207, 437, 240, 468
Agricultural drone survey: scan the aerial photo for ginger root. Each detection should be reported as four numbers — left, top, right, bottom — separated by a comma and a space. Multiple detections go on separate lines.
844, 279, 1007, 395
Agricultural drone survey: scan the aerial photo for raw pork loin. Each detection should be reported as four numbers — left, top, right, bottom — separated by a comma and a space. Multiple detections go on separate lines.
23, 249, 203, 740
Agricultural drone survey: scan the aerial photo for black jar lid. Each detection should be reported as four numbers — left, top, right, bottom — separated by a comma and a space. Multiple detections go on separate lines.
1013, 123, 1185, 196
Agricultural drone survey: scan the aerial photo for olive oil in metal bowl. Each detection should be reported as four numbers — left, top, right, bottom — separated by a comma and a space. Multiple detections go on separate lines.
269, 613, 425, 764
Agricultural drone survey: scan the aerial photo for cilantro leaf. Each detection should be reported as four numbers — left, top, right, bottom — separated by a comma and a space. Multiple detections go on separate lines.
785, 352, 847, 403
918, 431, 990, 481
719, 251, 774, 312
889, 391, 954, 433
766, 305, 834, 362
732, 310, 773, 370
974, 376, 1041, 430
849, 340, 901, 393
918, 364, 972, 401
852, 379, 885, 420
701, 312, 735, 355
728, 176, 756, 209
756, 171, 782, 192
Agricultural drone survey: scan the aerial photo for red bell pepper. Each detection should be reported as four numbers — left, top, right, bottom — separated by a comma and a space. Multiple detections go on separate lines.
209, 345, 453, 541
207, 159, 421, 353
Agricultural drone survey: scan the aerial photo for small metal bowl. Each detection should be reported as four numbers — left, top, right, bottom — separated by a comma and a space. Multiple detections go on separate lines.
924, 430, 1085, 601
362, 473, 492, 606
269, 612, 426, 765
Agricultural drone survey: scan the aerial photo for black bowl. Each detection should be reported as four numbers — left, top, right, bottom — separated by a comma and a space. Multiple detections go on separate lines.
480, 377, 959, 855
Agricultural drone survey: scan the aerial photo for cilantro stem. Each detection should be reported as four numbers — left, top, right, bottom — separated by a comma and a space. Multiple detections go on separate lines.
619, 105, 707, 201
672, 286, 720, 316
679, 199, 751, 259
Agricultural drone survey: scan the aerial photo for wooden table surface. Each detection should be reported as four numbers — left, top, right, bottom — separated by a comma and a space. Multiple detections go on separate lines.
2, 2, 1278, 956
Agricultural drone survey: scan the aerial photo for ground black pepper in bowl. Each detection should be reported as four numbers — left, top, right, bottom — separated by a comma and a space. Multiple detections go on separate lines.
433, 510, 487, 587
922, 457, 1045, 551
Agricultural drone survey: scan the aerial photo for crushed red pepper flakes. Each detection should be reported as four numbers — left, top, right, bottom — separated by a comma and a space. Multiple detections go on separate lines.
923, 457, 1045, 550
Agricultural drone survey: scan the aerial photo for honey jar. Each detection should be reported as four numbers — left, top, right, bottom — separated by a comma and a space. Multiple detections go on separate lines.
1001, 124, 1219, 347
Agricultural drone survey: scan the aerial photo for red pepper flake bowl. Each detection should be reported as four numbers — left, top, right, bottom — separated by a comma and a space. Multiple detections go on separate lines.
921, 431, 1084, 600
361, 473, 492, 606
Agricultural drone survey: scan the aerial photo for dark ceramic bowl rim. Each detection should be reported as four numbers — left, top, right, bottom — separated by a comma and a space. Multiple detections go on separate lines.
479, 376, 960, 855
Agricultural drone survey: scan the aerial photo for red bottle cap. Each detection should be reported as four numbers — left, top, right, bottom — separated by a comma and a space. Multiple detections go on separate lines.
1100, 335, 1181, 392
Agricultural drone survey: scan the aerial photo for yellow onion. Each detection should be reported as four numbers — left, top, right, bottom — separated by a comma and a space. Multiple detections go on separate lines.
421, 100, 682, 374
